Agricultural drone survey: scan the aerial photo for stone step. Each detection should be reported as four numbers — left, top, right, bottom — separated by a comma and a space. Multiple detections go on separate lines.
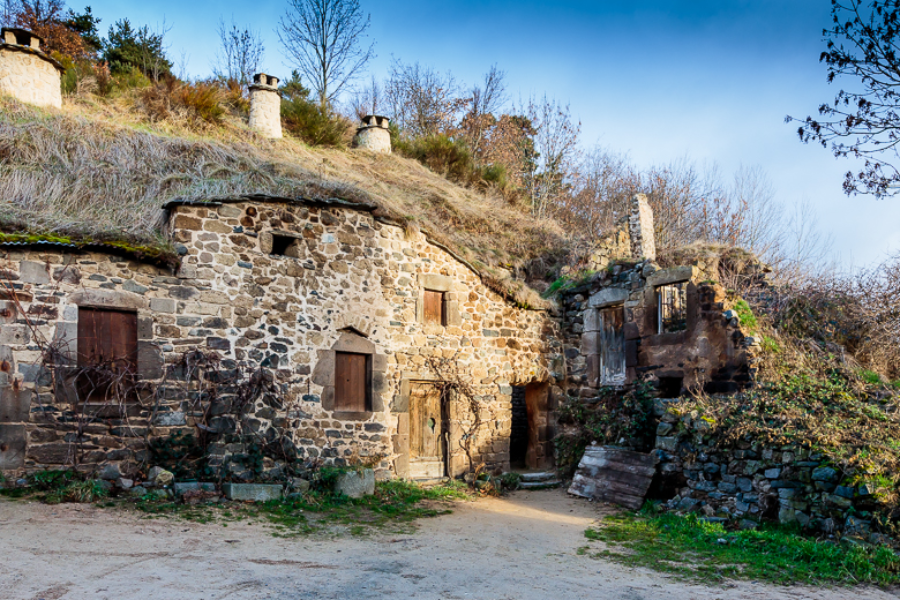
518, 479, 562, 490
518, 472, 557, 482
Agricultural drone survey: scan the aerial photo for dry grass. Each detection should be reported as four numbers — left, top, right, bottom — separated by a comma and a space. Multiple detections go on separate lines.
0, 92, 568, 306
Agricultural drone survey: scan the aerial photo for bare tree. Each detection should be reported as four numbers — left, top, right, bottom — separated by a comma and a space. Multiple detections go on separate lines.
349, 74, 381, 120
459, 65, 508, 156
278, 0, 375, 108
384, 59, 462, 138
519, 95, 582, 220
213, 17, 264, 86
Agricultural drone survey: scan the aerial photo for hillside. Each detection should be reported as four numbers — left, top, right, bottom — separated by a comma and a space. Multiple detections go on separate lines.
0, 93, 569, 307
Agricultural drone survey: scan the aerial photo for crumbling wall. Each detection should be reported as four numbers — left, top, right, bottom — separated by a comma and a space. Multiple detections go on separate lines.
654, 402, 892, 544
560, 261, 753, 398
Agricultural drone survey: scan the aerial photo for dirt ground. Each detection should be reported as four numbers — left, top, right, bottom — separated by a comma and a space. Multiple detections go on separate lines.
1, 488, 897, 600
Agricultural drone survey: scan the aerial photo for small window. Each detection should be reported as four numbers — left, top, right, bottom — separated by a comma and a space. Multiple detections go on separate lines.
270, 234, 299, 257
77, 307, 138, 401
657, 283, 687, 334
423, 290, 445, 326
657, 376, 684, 398
334, 351, 371, 412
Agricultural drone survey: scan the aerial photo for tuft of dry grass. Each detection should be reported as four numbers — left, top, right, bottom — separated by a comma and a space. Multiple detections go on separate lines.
0, 93, 569, 306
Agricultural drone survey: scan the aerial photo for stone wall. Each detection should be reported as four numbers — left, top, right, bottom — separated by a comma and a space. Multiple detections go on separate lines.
654, 402, 893, 544
0, 45, 62, 108
0, 198, 564, 480
560, 260, 754, 398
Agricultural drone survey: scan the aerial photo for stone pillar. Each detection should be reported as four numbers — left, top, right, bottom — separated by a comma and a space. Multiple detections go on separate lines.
354, 115, 391, 153
248, 73, 282, 139
0, 28, 63, 109
629, 193, 656, 261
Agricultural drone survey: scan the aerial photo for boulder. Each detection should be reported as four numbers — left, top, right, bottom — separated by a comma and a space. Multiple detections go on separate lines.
147, 466, 174, 487
334, 468, 375, 498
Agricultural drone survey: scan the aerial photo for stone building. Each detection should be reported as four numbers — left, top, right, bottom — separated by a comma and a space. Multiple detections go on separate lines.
0, 28, 63, 109
0, 196, 565, 480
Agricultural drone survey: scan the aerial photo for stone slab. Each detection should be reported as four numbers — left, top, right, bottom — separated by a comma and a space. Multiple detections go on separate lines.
335, 469, 375, 498
174, 481, 217, 496
222, 483, 283, 502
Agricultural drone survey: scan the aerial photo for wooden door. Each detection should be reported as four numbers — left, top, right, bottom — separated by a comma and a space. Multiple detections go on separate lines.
334, 352, 369, 412
423, 290, 443, 325
409, 382, 445, 479
599, 306, 626, 385
77, 308, 138, 402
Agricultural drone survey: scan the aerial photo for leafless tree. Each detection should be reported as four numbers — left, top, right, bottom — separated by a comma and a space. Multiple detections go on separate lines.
278, 0, 375, 108
385, 59, 462, 138
213, 17, 264, 86
459, 65, 508, 156
349, 74, 381, 120
520, 95, 582, 220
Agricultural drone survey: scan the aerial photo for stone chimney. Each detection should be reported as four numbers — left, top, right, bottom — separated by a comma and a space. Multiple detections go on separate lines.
0, 28, 63, 108
354, 115, 391, 153
248, 73, 282, 139
629, 193, 656, 261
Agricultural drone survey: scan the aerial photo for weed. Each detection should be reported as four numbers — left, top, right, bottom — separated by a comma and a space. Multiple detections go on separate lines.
860, 369, 884, 386
46, 480, 110, 504
581, 508, 900, 586
732, 299, 757, 332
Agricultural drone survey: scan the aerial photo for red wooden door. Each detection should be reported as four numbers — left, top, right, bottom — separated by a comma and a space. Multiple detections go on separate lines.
334, 352, 369, 412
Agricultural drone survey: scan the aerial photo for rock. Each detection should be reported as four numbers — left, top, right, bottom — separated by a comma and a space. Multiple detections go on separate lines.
795, 511, 811, 527
173, 482, 217, 496
97, 464, 121, 480
739, 519, 759, 530
129, 486, 148, 497
736, 477, 753, 492
147, 466, 174, 487
92, 479, 113, 491
222, 483, 283, 502
116, 478, 134, 489
656, 436, 678, 452
778, 507, 797, 524
845, 515, 871, 533
827, 494, 852, 508
288, 477, 311, 493
834, 485, 855, 499
676, 497, 700, 512
656, 422, 674, 436
812, 466, 838, 482
334, 469, 375, 498
763, 468, 782, 479
717, 481, 737, 494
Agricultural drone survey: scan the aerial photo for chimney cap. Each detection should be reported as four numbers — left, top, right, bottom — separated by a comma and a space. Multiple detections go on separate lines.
250, 73, 280, 89
2, 28, 43, 46
360, 114, 391, 128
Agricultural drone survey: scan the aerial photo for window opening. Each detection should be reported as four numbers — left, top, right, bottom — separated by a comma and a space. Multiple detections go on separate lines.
270, 234, 299, 257
423, 289, 445, 326
657, 282, 688, 333
657, 376, 684, 398
334, 351, 371, 412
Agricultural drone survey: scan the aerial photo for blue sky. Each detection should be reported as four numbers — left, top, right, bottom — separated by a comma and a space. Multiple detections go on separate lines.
85, 0, 900, 267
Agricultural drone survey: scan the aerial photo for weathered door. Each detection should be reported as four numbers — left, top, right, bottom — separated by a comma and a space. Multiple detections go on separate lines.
599, 306, 626, 385
409, 382, 445, 479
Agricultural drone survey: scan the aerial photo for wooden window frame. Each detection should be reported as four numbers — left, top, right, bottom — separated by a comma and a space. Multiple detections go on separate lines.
334, 351, 372, 412
656, 282, 688, 334
423, 289, 446, 326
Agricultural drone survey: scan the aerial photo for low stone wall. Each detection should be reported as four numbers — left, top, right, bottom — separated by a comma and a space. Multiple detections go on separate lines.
654, 402, 893, 544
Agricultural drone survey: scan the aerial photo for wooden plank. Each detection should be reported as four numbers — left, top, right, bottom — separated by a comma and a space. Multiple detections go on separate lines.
335, 352, 366, 412
586, 447, 659, 467
568, 445, 658, 509
423, 290, 443, 325
410, 383, 443, 462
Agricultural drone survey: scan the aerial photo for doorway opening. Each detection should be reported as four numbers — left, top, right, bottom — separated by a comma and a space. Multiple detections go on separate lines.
510, 382, 554, 471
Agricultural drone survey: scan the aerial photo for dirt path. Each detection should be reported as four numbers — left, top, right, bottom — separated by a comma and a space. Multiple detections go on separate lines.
1, 489, 896, 600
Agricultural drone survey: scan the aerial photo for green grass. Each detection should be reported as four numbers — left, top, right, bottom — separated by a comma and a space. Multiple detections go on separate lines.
733, 299, 758, 333
580, 508, 900, 586
859, 369, 884, 386
133, 479, 470, 537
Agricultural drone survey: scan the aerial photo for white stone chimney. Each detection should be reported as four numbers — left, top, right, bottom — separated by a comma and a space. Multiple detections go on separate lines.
0, 28, 63, 108
248, 73, 282, 139
354, 115, 391, 153
629, 193, 656, 261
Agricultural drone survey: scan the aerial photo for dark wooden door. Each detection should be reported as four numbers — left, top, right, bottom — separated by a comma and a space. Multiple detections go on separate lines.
599, 306, 626, 385
334, 352, 369, 412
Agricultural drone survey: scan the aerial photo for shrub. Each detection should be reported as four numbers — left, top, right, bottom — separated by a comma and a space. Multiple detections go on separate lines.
139, 78, 225, 126
281, 97, 351, 147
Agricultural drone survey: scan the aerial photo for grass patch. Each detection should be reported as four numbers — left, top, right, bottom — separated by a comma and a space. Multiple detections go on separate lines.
732, 299, 757, 333
582, 508, 900, 586
133, 479, 470, 537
